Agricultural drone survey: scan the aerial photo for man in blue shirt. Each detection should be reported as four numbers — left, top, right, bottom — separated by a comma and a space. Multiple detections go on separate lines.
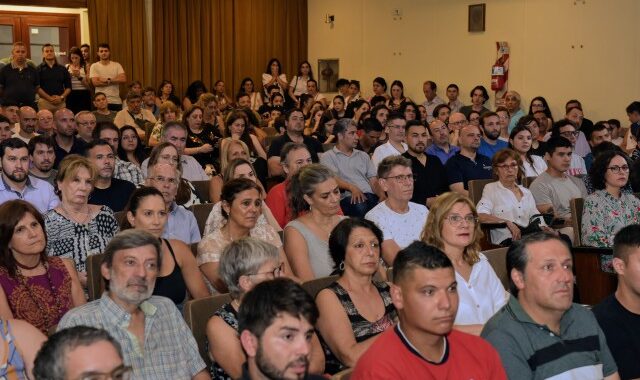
445, 123, 492, 197
478, 112, 508, 159
426, 117, 459, 164
0, 137, 59, 213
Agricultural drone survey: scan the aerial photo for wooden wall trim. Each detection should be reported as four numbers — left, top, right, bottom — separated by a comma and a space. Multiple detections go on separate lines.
0, 0, 87, 9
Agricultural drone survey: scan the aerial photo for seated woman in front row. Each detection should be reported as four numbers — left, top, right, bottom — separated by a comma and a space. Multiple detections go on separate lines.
122, 187, 209, 308
206, 237, 324, 379
316, 218, 396, 374
477, 149, 550, 246
0, 200, 86, 334
582, 150, 640, 271
422, 192, 508, 335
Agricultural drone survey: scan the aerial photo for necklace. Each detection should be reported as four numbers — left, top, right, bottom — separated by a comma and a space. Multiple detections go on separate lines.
15, 257, 42, 270
61, 203, 91, 224
15, 260, 64, 332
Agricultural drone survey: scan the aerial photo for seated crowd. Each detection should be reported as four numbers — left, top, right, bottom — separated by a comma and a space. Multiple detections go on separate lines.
0, 39, 639, 379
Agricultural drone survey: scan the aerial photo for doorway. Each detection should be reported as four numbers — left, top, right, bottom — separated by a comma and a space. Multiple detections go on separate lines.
0, 11, 80, 65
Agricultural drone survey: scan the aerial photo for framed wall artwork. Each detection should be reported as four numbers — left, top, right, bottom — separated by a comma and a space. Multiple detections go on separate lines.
468, 4, 486, 32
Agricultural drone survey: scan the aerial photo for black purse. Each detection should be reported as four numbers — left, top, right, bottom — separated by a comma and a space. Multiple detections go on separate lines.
516, 214, 546, 236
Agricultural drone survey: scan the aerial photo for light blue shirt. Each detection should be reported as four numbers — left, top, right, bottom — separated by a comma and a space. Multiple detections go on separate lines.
163, 202, 201, 244
0, 175, 59, 214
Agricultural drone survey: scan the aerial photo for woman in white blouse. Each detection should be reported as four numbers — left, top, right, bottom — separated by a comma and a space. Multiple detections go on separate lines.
288, 60, 313, 102
262, 58, 288, 98
509, 121, 547, 177
421, 192, 508, 336
477, 149, 548, 246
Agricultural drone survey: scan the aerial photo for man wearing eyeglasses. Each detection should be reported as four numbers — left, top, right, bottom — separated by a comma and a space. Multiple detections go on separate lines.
85, 139, 135, 212
551, 119, 587, 176
565, 106, 592, 157
365, 155, 428, 265
34, 326, 129, 380
146, 162, 200, 244
58, 230, 210, 380
13, 106, 38, 143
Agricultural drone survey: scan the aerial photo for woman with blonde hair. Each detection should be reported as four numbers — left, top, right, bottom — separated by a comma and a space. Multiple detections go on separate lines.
421, 192, 507, 335
209, 140, 251, 204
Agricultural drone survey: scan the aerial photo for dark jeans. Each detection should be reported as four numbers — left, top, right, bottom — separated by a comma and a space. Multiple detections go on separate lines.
340, 193, 379, 218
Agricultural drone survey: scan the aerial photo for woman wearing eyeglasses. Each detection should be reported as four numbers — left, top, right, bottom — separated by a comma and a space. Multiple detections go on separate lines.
316, 218, 396, 374
421, 192, 508, 336
582, 151, 640, 269
206, 237, 324, 379
477, 149, 548, 246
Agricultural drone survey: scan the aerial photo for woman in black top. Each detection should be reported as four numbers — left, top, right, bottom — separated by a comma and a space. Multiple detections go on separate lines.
183, 105, 221, 170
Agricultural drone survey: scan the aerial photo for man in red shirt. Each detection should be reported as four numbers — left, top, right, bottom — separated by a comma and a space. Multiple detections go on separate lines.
352, 241, 507, 379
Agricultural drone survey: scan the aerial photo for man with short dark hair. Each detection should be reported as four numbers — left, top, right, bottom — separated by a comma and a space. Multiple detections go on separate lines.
114, 92, 156, 140
478, 111, 508, 158
85, 139, 135, 212
267, 108, 323, 177
34, 326, 127, 380
14, 106, 38, 143
236, 92, 252, 109
565, 106, 592, 157
91, 92, 117, 123
356, 118, 383, 155
37, 43, 71, 112
142, 86, 159, 118
89, 43, 126, 111
584, 121, 612, 169
371, 113, 407, 167
52, 108, 86, 168
551, 119, 588, 176
28, 134, 57, 185
482, 232, 619, 380
0, 42, 39, 109
446, 83, 464, 113
445, 123, 492, 196
422, 80, 444, 123
428, 116, 460, 164
94, 121, 144, 185
354, 241, 507, 379
365, 155, 429, 264
238, 278, 325, 380
336, 78, 350, 99
0, 137, 58, 212
593, 225, 640, 380
0, 114, 13, 143
75, 110, 96, 143
404, 120, 448, 207
320, 118, 383, 217
266, 142, 313, 228
2, 101, 19, 125
58, 229, 209, 379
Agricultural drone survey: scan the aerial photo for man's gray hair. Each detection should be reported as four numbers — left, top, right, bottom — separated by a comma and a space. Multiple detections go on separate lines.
219, 237, 280, 299
160, 121, 187, 139
102, 229, 162, 269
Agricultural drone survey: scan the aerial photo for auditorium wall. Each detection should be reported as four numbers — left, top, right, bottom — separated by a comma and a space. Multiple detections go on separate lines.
308, 0, 640, 124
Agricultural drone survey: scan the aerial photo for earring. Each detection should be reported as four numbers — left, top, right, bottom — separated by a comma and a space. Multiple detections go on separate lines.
339, 261, 345, 271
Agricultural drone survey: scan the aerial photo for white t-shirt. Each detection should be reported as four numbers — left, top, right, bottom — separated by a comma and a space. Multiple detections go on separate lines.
289, 75, 309, 97
365, 201, 429, 249
371, 141, 408, 168
89, 61, 125, 104
523, 155, 547, 177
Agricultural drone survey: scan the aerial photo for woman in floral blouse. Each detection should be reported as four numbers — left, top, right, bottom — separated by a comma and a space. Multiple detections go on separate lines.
582, 150, 640, 271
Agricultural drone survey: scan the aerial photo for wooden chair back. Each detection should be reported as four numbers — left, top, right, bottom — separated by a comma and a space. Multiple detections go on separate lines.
467, 179, 494, 205
87, 253, 106, 301
191, 180, 211, 203
302, 275, 339, 299
483, 247, 509, 289
183, 293, 232, 367
570, 198, 584, 246
189, 203, 215, 237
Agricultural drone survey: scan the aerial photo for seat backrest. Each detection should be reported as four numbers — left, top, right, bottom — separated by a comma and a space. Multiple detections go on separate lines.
87, 253, 106, 301
191, 180, 211, 203
302, 275, 339, 298
523, 176, 537, 188
570, 197, 584, 245
483, 247, 509, 289
183, 293, 232, 367
386, 266, 394, 283
331, 368, 353, 380
467, 179, 494, 205
189, 203, 215, 237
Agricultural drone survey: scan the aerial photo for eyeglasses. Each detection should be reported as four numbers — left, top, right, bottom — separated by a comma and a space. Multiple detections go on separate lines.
384, 174, 416, 183
607, 165, 629, 173
560, 131, 579, 137
249, 263, 284, 279
150, 176, 178, 185
448, 120, 467, 128
495, 163, 519, 170
445, 214, 478, 226
76, 365, 132, 380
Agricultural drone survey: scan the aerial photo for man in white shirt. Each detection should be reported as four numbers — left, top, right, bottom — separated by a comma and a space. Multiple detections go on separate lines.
365, 155, 428, 265
89, 43, 126, 111
372, 113, 407, 167
422, 81, 444, 123
113, 92, 156, 141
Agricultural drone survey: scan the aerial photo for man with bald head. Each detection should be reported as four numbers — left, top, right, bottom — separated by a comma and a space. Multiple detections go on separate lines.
13, 106, 38, 143
426, 116, 460, 164
36, 108, 54, 136
445, 123, 492, 196
146, 162, 200, 244
53, 108, 86, 168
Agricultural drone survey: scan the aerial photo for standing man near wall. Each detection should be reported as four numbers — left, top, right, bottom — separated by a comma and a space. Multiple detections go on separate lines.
37, 43, 71, 112
422, 81, 444, 123
90, 43, 126, 111
0, 42, 39, 109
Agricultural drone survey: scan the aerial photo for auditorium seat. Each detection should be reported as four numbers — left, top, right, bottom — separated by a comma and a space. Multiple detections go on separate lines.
87, 253, 106, 301
189, 203, 215, 237
183, 293, 232, 367
302, 275, 339, 299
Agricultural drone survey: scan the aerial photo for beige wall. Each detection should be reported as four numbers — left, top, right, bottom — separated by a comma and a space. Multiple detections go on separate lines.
308, 0, 640, 124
